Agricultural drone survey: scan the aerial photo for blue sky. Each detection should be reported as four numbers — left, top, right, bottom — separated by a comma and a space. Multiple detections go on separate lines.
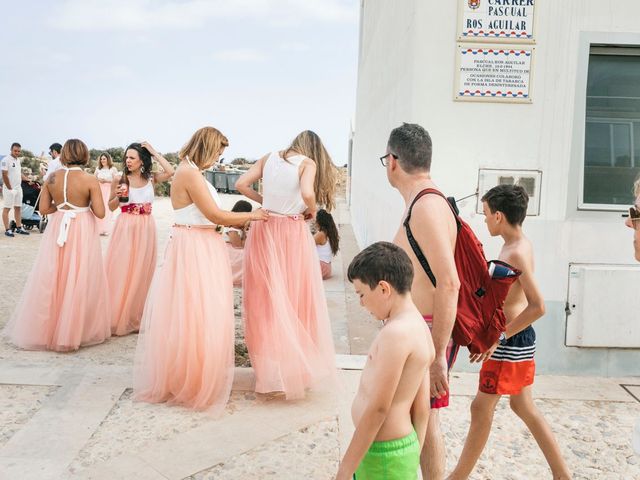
0, 0, 359, 164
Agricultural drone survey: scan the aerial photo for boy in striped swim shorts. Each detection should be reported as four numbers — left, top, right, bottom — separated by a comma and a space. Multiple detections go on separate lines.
447, 185, 571, 480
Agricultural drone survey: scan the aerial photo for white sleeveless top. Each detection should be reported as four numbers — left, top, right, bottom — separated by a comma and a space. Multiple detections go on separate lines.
125, 181, 154, 204
316, 241, 333, 263
174, 160, 221, 226
96, 167, 118, 182
56, 167, 91, 247
262, 151, 307, 215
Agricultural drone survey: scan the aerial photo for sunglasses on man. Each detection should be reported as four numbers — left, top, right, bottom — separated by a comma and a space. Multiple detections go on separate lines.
630, 206, 640, 222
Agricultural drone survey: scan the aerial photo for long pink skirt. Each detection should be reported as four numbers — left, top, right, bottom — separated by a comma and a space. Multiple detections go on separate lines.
243, 215, 336, 399
133, 227, 234, 413
226, 243, 244, 287
105, 212, 157, 336
95, 183, 114, 235
4, 211, 111, 351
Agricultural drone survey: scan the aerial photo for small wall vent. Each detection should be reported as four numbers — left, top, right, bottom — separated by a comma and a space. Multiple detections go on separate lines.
477, 168, 542, 216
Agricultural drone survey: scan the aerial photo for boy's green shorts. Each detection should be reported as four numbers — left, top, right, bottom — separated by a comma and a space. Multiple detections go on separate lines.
354, 430, 419, 479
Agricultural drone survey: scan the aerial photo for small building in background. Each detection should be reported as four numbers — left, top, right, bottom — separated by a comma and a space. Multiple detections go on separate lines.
349, 0, 640, 376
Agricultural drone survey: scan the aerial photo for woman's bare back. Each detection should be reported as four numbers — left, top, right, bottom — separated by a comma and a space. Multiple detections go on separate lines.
47, 169, 94, 208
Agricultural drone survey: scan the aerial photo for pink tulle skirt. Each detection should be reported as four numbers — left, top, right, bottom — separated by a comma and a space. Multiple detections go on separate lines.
243, 215, 336, 399
105, 212, 157, 336
95, 183, 113, 235
133, 226, 234, 413
226, 243, 244, 287
4, 211, 111, 351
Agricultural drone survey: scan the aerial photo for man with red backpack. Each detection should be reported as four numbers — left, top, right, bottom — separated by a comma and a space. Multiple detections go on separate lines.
386, 123, 460, 479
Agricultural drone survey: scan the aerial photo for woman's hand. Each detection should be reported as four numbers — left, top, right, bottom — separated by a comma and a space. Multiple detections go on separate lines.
303, 207, 317, 221
145, 144, 175, 183
141, 141, 159, 158
251, 208, 269, 221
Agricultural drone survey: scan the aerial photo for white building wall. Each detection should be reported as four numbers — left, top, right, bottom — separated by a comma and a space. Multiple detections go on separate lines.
351, 0, 640, 376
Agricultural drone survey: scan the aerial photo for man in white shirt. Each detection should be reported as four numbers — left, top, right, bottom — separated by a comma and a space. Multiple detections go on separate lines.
2, 142, 30, 237
43, 142, 63, 182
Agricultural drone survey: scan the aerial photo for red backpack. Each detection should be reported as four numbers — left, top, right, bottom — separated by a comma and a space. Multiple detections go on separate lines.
404, 188, 521, 354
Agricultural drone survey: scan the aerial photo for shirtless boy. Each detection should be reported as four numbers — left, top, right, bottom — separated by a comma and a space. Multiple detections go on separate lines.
336, 241, 435, 480
447, 184, 571, 480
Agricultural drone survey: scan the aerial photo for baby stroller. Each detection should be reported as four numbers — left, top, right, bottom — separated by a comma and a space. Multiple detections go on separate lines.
10, 180, 46, 232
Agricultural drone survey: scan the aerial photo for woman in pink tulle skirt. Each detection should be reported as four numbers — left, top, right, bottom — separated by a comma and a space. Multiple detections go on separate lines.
104, 141, 174, 336
4, 139, 111, 352
94, 152, 118, 235
133, 127, 268, 413
236, 130, 338, 399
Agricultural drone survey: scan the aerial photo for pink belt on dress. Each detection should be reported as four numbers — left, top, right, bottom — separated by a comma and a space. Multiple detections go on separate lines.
121, 203, 152, 215
267, 211, 306, 221
172, 223, 221, 232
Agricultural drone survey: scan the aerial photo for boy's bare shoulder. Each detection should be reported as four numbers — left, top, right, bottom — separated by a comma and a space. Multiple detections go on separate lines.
500, 237, 534, 271
376, 320, 411, 343
366, 323, 411, 369
382, 313, 424, 332
377, 314, 428, 350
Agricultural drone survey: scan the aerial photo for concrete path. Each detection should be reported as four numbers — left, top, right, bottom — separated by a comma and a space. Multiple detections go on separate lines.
0, 196, 639, 479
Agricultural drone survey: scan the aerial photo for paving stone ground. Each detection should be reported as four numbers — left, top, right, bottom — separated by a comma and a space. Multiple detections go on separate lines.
0, 196, 639, 479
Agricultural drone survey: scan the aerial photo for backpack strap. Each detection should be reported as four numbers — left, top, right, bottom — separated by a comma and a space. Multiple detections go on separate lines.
403, 188, 461, 288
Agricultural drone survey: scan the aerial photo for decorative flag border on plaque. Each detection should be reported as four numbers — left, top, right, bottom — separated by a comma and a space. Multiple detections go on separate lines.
457, 0, 536, 44
454, 44, 535, 103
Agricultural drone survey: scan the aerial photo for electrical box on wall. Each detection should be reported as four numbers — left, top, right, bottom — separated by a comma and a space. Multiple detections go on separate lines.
566, 263, 640, 348
477, 169, 542, 215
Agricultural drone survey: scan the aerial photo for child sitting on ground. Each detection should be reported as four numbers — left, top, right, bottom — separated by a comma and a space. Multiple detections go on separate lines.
336, 241, 434, 480
224, 200, 252, 286
314, 209, 339, 279
447, 184, 571, 480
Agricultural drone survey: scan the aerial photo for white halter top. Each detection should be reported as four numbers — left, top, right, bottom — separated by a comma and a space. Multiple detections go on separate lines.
316, 240, 333, 263
173, 159, 221, 226
56, 167, 91, 247
122, 180, 154, 205
262, 151, 307, 215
